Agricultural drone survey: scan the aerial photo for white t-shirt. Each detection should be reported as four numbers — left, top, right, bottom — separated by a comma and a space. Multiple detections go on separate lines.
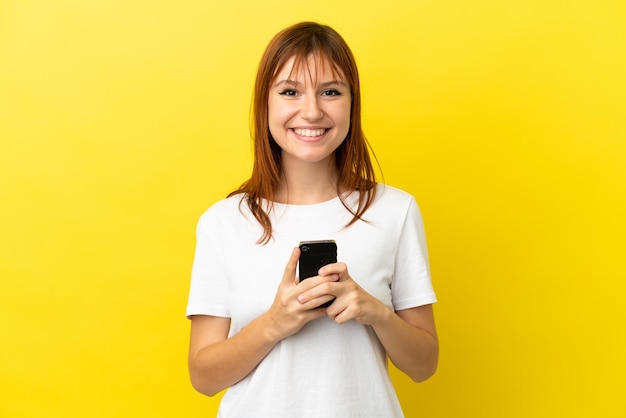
187, 184, 437, 417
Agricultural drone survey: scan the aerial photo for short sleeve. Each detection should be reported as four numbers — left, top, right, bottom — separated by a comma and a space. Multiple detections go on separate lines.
391, 197, 437, 310
186, 211, 231, 318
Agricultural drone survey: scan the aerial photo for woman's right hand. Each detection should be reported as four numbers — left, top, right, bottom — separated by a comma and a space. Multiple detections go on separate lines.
264, 247, 338, 341
189, 247, 338, 396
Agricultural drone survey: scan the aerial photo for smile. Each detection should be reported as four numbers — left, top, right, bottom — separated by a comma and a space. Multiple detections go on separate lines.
293, 128, 327, 137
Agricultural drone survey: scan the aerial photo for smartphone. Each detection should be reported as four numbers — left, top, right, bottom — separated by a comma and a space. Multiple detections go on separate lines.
298, 240, 337, 307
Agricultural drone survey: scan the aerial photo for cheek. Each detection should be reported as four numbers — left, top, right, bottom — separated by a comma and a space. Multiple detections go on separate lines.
267, 107, 291, 143
338, 104, 352, 132
268, 101, 292, 126
267, 102, 281, 134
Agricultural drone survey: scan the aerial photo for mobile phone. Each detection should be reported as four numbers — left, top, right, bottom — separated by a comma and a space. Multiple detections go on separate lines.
298, 240, 337, 307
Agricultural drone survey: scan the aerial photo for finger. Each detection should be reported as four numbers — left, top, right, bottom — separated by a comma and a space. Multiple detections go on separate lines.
282, 247, 301, 284
318, 262, 349, 280
326, 299, 356, 324
303, 306, 330, 321
331, 309, 351, 324
297, 279, 339, 304
298, 273, 340, 289
298, 294, 336, 311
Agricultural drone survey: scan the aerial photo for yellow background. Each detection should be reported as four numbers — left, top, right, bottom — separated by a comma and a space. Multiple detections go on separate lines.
1, 0, 625, 416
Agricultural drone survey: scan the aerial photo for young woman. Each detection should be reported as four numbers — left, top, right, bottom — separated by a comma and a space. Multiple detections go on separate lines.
187, 21, 438, 417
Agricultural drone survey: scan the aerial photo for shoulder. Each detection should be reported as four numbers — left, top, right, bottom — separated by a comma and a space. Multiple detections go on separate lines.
373, 184, 418, 208
364, 184, 425, 227
197, 193, 248, 227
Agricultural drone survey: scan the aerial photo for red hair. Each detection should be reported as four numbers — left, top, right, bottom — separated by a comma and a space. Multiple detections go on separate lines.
229, 21, 378, 244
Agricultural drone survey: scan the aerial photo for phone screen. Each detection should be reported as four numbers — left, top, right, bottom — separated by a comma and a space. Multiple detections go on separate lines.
298, 240, 337, 307
298, 240, 337, 280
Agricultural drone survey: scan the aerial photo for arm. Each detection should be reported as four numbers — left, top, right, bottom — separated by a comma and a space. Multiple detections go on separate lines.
372, 304, 438, 382
188, 314, 278, 396
298, 263, 438, 382
188, 248, 337, 396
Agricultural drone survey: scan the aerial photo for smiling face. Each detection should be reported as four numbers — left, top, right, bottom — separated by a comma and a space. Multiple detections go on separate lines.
268, 54, 352, 169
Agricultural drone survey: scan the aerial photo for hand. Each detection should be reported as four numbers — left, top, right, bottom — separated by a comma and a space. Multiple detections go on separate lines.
264, 248, 339, 341
298, 262, 389, 326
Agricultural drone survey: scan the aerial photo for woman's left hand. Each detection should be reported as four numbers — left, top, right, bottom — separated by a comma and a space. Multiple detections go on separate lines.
297, 262, 389, 325
297, 261, 439, 382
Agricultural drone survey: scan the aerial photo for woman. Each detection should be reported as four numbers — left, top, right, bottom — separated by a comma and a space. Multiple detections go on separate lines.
187, 21, 438, 417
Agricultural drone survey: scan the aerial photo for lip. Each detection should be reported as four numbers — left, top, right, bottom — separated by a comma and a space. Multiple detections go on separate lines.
290, 127, 329, 141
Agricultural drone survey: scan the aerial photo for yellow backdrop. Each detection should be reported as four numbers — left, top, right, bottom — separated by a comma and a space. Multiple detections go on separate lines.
1, 1, 624, 417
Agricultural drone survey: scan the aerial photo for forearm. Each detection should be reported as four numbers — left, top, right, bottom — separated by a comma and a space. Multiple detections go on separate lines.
371, 305, 439, 382
189, 248, 333, 396
188, 314, 279, 396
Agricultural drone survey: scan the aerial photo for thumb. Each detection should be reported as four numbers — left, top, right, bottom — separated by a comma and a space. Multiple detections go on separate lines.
281, 247, 301, 285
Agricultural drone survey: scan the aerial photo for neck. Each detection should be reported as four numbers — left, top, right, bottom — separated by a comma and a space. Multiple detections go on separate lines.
275, 156, 340, 205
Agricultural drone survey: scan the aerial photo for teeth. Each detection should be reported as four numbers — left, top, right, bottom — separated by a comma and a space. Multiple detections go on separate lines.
294, 128, 326, 137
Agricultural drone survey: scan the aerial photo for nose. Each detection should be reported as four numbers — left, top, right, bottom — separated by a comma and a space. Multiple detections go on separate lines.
301, 94, 323, 121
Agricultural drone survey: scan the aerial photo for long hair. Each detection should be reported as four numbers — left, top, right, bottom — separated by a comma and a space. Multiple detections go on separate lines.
229, 21, 378, 244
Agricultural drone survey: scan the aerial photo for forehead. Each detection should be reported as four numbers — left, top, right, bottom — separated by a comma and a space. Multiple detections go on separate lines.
273, 53, 346, 84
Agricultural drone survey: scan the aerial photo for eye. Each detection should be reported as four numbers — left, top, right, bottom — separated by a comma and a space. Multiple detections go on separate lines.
278, 89, 298, 97
321, 89, 342, 97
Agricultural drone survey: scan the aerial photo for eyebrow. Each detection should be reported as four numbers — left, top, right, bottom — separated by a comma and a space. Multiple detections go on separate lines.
273, 79, 349, 89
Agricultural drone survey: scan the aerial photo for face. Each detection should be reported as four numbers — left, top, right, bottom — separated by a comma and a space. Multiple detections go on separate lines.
268, 54, 351, 168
